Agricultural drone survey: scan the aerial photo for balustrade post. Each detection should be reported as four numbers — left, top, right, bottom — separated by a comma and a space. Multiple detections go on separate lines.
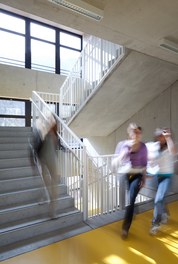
82, 146, 88, 220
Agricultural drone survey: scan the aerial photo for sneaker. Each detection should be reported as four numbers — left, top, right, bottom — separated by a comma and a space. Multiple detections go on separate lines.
121, 229, 128, 240
161, 213, 169, 224
149, 224, 160, 235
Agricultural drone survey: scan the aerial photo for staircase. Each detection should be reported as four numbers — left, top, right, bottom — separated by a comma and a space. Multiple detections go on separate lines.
0, 126, 89, 261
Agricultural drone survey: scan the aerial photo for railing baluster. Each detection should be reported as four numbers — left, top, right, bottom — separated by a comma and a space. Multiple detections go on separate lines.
60, 36, 125, 125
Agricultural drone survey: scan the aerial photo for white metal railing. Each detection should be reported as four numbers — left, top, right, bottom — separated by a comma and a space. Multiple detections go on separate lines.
32, 91, 152, 220
31, 91, 87, 217
36, 92, 60, 115
60, 36, 126, 124
87, 154, 151, 218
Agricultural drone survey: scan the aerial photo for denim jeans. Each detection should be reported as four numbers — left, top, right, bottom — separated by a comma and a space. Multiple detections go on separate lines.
122, 174, 142, 232
152, 176, 171, 225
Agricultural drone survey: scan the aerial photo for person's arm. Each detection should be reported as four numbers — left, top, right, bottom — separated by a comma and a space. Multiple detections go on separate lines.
112, 141, 129, 172
163, 130, 177, 155
140, 144, 148, 188
140, 168, 147, 189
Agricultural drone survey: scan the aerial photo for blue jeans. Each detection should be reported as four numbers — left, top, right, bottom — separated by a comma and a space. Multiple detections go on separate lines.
152, 176, 171, 225
122, 174, 142, 232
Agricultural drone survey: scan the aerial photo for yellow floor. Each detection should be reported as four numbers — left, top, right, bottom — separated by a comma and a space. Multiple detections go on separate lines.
3, 201, 178, 264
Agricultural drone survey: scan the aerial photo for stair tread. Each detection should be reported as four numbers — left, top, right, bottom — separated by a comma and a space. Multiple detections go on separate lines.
0, 207, 80, 233
0, 193, 71, 211
0, 221, 89, 261
0, 166, 39, 180
0, 183, 65, 196
0, 166, 37, 172
0, 126, 82, 262
0, 175, 41, 183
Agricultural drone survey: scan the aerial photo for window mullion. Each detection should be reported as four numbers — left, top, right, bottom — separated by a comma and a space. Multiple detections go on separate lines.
56, 30, 60, 74
25, 18, 31, 69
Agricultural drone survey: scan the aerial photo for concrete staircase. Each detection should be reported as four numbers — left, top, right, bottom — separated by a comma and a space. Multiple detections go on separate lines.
0, 127, 88, 261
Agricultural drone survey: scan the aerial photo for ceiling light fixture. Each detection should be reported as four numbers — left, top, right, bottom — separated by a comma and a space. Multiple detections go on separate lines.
48, 0, 104, 21
159, 38, 178, 53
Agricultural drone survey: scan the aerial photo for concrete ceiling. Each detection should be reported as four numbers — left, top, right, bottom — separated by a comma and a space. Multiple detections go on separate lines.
1, 0, 178, 136
1, 0, 178, 65
70, 50, 178, 136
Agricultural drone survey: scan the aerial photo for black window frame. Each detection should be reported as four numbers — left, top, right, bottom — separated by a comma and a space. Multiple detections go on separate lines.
0, 9, 83, 75
0, 97, 32, 127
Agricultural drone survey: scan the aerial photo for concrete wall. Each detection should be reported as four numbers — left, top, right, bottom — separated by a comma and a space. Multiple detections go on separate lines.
87, 81, 178, 155
0, 64, 66, 99
110, 81, 178, 152
0, 64, 178, 158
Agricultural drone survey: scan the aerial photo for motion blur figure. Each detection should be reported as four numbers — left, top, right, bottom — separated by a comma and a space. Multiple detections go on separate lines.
32, 112, 60, 219
113, 123, 147, 239
150, 128, 177, 235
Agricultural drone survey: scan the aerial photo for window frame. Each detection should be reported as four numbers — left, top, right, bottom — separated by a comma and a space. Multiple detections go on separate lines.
0, 9, 83, 75
0, 97, 31, 127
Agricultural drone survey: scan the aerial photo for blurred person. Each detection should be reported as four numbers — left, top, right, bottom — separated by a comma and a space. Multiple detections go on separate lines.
31, 112, 60, 219
113, 123, 147, 239
150, 128, 177, 235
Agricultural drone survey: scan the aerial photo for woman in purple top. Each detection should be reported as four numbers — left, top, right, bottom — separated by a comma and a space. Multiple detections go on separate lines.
114, 123, 147, 239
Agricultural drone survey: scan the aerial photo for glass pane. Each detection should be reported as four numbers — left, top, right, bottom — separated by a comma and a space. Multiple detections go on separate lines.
31, 39, 55, 73
47, 103, 56, 112
0, 31, 25, 67
0, 118, 25, 127
0, 12, 25, 34
60, 32, 81, 50
60, 47, 80, 75
31, 22, 55, 42
0, 100, 25, 115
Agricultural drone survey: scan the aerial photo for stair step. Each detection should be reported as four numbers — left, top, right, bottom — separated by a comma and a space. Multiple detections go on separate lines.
0, 187, 45, 209
0, 216, 87, 261
0, 131, 32, 137
0, 157, 32, 169
0, 180, 66, 196
0, 126, 32, 132
0, 207, 79, 233
0, 185, 68, 209
0, 137, 31, 143
0, 199, 49, 225
0, 210, 83, 248
0, 195, 75, 229
0, 149, 31, 159
0, 143, 30, 150
0, 166, 38, 180
0, 176, 42, 193
0, 126, 83, 262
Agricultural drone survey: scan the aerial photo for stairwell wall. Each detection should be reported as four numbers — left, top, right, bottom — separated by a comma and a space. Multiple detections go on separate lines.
111, 81, 178, 147
86, 81, 178, 155
0, 64, 65, 99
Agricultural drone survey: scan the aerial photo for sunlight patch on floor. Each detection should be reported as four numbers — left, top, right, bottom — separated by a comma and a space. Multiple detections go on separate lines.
156, 233, 178, 258
103, 254, 129, 264
129, 247, 156, 264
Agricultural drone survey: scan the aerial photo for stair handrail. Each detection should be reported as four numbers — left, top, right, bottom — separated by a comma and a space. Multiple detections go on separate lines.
32, 91, 154, 220
31, 91, 88, 217
59, 35, 125, 124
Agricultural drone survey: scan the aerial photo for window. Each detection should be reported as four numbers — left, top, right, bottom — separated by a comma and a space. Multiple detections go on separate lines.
0, 100, 25, 115
0, 12, 25, 67
0, 12, 25, 33
30, 22, 55, 42
60, 47, 80, 75
0, 10, 82, 75
60, 32, 81, 50
60, 32, 82, 75
0, 98, 31, 127
31, 39, 55, 72
0, 31, 25, 67
0, 118, 25, 127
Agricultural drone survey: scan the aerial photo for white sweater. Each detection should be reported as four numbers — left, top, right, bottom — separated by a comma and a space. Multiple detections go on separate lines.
158, 149, 175, 175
